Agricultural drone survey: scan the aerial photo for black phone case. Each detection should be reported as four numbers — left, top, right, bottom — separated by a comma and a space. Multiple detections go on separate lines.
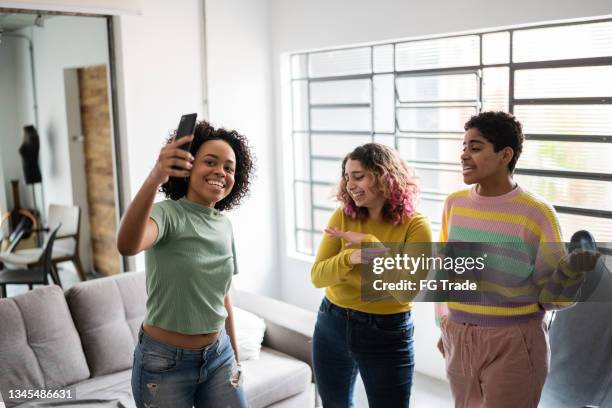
175, 113, 197, 152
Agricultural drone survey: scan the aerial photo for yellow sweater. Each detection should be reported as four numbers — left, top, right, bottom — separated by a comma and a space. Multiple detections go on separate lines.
311, 208, 432, 314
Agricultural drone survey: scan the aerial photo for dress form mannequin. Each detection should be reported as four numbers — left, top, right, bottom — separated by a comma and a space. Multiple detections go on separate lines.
19, 125, 42, 184
18, 125, 43, 245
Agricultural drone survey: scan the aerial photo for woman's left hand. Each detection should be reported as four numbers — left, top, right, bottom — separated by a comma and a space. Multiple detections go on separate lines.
325, 227, 367, 248
566, 249, 601, 273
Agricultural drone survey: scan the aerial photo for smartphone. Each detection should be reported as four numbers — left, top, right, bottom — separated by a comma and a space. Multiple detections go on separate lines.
175, 113, 198, 152
569, 230, 596, 253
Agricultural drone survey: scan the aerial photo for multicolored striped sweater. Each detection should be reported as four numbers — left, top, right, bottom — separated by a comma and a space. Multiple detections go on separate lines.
437, 185, 584, 326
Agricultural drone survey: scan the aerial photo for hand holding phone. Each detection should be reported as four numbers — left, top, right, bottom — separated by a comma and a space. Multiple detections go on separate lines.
150, 114, 197, 184
150, 135, 194, 184
174, 113, 198, 152
567, 230, 601, 273
170, 113, 197, 175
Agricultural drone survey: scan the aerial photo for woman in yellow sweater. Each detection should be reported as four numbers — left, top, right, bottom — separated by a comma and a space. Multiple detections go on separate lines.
311, 143, 432, 407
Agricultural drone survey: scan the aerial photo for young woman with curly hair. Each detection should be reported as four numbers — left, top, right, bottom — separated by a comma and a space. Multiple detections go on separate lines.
311, 143, 432, 407
117, 120, 254, 408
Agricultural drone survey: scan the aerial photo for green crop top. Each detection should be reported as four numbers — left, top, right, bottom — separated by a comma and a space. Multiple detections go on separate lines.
144, 197, 238, 334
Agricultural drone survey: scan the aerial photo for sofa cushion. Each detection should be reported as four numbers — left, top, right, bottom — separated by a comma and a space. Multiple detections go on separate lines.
268, 383, 315, 408
233, 306, 266, 361
13, 370, 135, 407
242, 347, 312, 408
66, 272, 146, 377
18, 355, 314, 408
68, 369, 135, 407
0, 285, 90, 407
233, 289, 316, 369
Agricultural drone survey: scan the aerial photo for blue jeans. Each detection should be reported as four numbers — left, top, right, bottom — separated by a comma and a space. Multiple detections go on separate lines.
131, 326, 247, 408
313, 297, 415, 408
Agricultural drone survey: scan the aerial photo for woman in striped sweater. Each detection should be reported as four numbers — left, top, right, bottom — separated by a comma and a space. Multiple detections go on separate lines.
436, 111, 600, 408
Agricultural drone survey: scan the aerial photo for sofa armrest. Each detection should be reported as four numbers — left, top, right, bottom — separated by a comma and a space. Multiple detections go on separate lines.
232, 289, 316, 371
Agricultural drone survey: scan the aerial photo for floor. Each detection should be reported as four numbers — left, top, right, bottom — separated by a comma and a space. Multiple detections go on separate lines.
5, 262, 87, 297
354, 371, 454, 407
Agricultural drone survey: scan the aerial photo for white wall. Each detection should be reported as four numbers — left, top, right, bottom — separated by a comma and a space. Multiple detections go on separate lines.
0, 38, 19, 215
271, 0, 612, 52
112, 0, 208, 271
31, 16, 109, 271
204, 0, 612, 381
31, 16, 108, 211
0, 32, 35, 214
204, 0, 279, 297
0, 158, 6, 219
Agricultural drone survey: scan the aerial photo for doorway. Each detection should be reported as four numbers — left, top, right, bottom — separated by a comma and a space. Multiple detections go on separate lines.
1, 9, 125, 289
65, 64, 121, 276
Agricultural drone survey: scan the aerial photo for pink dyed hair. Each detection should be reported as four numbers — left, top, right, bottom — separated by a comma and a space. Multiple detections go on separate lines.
337, 143, 419, 225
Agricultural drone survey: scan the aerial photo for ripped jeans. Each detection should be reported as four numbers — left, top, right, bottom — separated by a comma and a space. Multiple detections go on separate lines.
131, 326, 248, 408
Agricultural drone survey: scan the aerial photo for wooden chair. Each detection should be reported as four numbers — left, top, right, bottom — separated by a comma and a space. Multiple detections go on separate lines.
0, 224, 61, 298
0, 204, 86, 282
0, 209, 37, 254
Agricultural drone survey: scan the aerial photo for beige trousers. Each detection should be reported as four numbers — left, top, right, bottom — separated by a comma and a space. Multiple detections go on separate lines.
440, 316, 550, 408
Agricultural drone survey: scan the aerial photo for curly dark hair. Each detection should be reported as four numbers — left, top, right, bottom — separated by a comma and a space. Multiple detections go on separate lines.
337, 143, 418, 225
160, 121, 255, 211
464, 111, 524, 172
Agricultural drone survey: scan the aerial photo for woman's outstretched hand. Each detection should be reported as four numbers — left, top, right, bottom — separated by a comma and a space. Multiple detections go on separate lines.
150, 135, 195, 184
325, 227, 367, 248
326, 227, 388, 264
348, 247, 389, 265
566, 249, 601, 273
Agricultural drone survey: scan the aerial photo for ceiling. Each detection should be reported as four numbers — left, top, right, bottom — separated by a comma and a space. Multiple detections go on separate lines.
0, 12, 53, 32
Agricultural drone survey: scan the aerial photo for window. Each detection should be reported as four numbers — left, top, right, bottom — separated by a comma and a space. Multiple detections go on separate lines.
289, 19, 612, 256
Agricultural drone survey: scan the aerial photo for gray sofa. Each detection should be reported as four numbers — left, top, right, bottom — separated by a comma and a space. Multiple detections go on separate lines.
0, 271, 317, 407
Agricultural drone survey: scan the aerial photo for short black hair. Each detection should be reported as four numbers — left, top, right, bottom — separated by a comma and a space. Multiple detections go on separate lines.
464, 111, 524, 172
160, 121, 255, 211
